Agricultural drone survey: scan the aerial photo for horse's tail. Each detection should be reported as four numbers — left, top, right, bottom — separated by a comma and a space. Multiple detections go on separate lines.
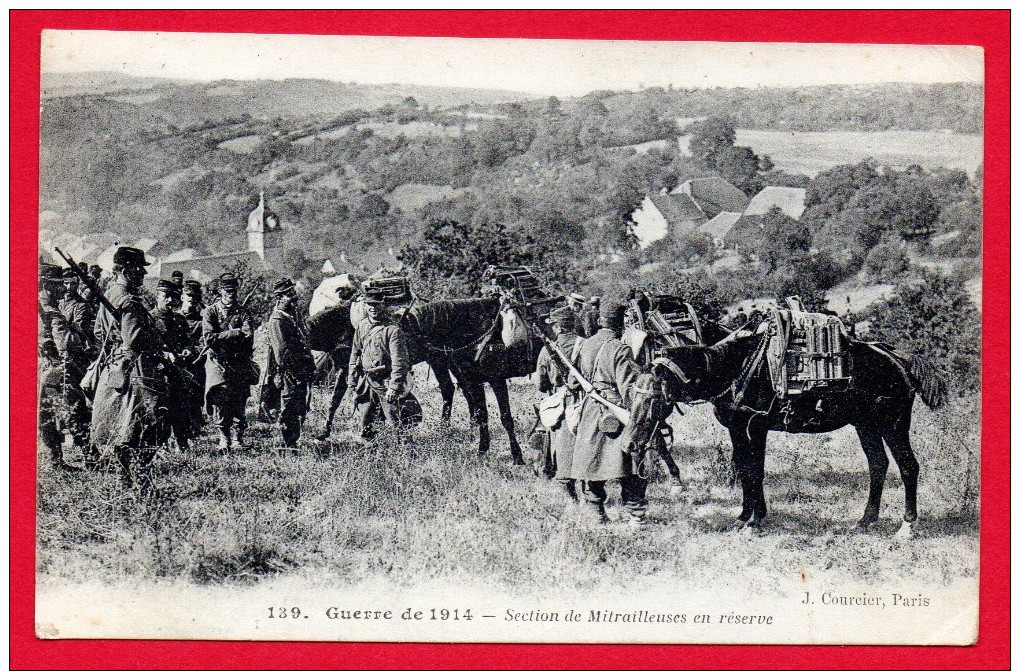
907, 355, 948, 410
863, 342, 948, 410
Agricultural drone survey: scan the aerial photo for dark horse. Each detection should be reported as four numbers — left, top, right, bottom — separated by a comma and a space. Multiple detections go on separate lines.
308, 297, 539, 464
627, 323, 946, 535
401, 296, 540, 465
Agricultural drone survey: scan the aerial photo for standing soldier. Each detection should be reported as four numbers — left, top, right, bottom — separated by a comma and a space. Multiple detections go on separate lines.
267, 278, 316, 450
567, 292, 593, 337
90, 247, 171, 489
58, 267, 95, 457
568, 298, 648, 526
170, 270, 184, 290
534, 306, 585, 501
151, 279, 195, 450
202, 272, 255, 451
317, 281, 357, 439
180, 279, 207, 439
38, 263, 80, 471
347, 288, 418, 439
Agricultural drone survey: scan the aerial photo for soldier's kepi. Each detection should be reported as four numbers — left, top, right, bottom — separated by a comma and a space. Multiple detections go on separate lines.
87, 246, 172, 489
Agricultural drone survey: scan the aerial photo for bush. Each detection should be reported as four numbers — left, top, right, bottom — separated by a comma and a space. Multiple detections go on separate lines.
860, 268, 980, 394
863, 239, 911, 281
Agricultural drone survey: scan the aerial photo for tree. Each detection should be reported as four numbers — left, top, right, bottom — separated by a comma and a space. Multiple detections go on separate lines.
861, 269, 980, 394
738, 207, 811, 272
687, 115, 736, 164
399, 219, 554, 299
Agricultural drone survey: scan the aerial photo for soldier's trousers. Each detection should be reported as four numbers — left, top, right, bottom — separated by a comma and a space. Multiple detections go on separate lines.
207, 384, 249, 437
278, 373, 308, 448
355, 390, 420, 439
61, 379, 91, 450
581, 476, 648, 521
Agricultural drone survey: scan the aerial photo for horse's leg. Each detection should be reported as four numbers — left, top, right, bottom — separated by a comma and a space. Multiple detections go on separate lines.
317, 351, 349, 439
746, 420, 769, 526
728, 425, 754, 523
432, 362, 455, 424
461, 380, 490, 455
658, 439, 683, 485
854, 421, 889, 528
490, 378, 525, 465
884, 412, 920, 534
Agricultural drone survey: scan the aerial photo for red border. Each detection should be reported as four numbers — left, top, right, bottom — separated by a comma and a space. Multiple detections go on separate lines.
11, 10, 1009, 670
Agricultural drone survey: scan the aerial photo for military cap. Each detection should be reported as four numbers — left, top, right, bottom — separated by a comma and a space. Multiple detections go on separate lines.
362, 287, 388, 305
39, 263, 63, 283
155, 278, 179, 293
171, 270, 184, 279
218, 272, 239, 289
113, 246, 150, 267
599, 298, 627, 329
272, 277, 297, 297
183, 279, 203, 296
61, 267, 80, 280
544, 306, 575, 326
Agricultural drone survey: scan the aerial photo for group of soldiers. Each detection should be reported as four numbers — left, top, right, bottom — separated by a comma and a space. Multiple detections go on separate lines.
534, 298, 650, 526
38, 246, 416, 490
38, 244, 653, 526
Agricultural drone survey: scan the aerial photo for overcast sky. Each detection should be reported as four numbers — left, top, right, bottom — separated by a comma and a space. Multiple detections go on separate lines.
42, 30, 983, 96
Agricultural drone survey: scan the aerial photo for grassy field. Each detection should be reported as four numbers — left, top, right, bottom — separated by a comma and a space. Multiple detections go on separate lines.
37, 371, 979, 596
674, 129, 982, 177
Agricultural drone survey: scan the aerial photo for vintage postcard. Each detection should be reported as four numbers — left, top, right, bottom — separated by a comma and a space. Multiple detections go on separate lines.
33, 28, 984, 646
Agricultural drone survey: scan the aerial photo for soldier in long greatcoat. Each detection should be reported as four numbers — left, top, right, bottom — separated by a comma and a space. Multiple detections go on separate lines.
534, 306, 585, 501
90, 247, 171, 488
347, 288, 419, 439
202, 273, 255, 451
267, 278, 316, 450
568, 299, 648, 525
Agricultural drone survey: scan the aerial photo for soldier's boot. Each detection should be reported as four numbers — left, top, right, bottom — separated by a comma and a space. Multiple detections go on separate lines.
115, 446, 135, 488
594, 503, 610, 524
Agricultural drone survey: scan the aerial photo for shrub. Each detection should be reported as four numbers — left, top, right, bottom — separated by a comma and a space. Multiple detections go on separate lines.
860, 268, 980, 394
863, 239, 911, 281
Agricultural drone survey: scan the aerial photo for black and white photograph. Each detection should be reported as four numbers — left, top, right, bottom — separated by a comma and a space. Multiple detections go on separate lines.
35, 30, 983, 644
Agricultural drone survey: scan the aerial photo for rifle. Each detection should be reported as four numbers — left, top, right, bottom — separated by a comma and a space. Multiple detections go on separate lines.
536, 331, 631, 427
54, 247, 119, 319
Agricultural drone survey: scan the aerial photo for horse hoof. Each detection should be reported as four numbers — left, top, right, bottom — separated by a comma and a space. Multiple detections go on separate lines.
856, 518, 878, 531
895, 520, 914, 540
511, 458, 526, 467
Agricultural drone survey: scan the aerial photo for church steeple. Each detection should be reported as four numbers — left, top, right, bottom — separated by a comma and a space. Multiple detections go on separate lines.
247, 191, 283, 268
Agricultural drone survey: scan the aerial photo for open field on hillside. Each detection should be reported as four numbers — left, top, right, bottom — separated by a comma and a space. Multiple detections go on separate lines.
38, 366, 979, 602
